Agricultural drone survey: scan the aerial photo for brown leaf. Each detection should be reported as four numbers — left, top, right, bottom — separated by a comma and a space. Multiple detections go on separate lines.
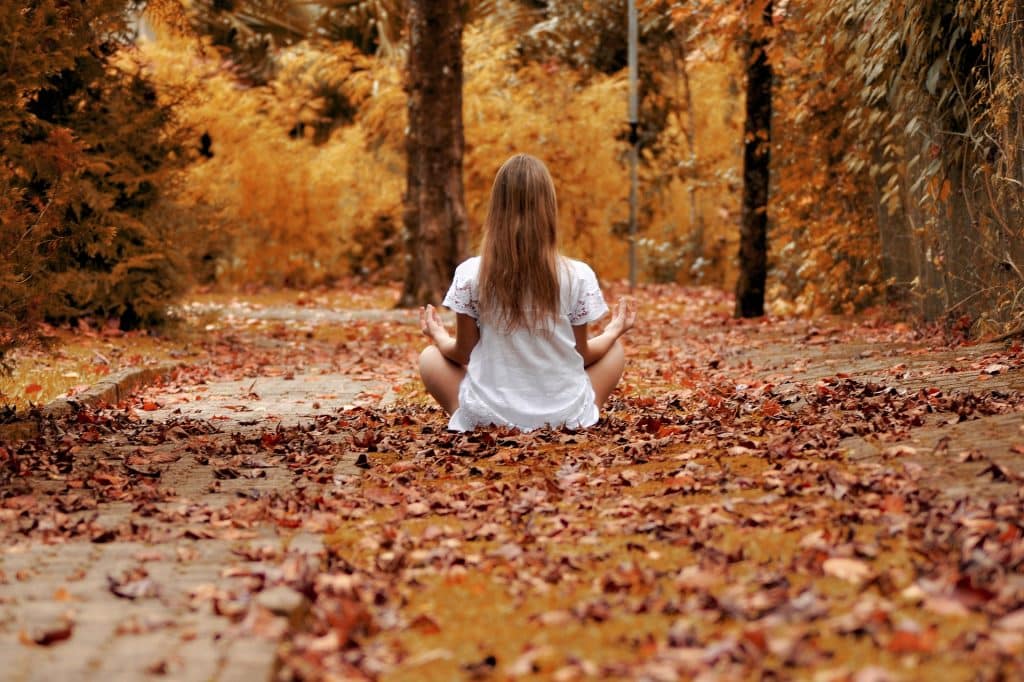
405, 501, 429, 516
880, 495, 905, 514
20, 619, 74, 646
363, 486, 402, 506
408, 613, 442, 634
108, 571, 160, 600
881, 445, 917, 458
127, 450, 182, 466
887, 626, 936, 654
324, 598, 374, 645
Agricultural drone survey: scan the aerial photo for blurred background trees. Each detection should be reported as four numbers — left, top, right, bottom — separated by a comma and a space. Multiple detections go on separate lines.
2, 0, 1023, 335
1, 0, 197, 352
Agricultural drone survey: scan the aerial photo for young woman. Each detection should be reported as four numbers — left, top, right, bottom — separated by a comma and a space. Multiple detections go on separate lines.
418, 153, 636, 431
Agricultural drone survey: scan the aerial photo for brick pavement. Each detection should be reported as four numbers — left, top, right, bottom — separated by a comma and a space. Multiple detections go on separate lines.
723, 328, 1024, 500
0, 370, 378, 682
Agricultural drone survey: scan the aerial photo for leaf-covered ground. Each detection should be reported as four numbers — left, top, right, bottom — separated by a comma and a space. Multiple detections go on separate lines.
2, 286, 1024, 681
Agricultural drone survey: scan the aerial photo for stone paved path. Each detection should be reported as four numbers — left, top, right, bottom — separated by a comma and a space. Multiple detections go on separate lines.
0, 302, 420, 682
0, 367, 384, 682
721, 323, 1024, 500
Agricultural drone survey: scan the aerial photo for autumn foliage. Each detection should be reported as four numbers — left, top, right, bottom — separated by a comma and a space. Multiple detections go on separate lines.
771, 0, 1024, 327
2, 0, 1024, 338
0, 1, 197, 343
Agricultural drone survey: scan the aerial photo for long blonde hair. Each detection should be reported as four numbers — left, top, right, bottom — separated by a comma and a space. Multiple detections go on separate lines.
478, 154, 561, 332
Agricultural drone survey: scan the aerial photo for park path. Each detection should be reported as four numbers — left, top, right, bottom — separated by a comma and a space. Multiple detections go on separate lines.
1, 291, 1022, 680
712, 317, 1024, 499
0, 305, 415, 681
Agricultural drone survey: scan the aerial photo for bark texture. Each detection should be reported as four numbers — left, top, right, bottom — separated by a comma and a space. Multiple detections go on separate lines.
398, 0, 468, 307
734, 0, 773, 318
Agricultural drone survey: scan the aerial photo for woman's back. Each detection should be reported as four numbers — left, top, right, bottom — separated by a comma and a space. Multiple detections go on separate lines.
443, 256, 607, 431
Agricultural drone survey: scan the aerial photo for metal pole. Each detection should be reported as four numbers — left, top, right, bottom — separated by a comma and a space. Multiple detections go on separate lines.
627, 0, 639, 290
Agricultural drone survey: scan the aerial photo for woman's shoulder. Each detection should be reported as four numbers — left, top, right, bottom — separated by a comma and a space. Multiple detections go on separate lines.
561, 257, 600, 283
444, 257, 482, 317
454, 256, 482, 278
450, 256, 482, 286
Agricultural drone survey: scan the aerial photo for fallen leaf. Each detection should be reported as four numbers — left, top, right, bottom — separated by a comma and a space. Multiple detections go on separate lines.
823, 557, 873, 585
408, 613, 442, 634
996, 609, 1024, 631
887, 626, 936, 654
20, 618, 74, 646
882, 445, 917, 458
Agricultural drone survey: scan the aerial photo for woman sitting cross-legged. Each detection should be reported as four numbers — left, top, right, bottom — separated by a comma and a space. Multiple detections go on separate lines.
418, 153, 637, 432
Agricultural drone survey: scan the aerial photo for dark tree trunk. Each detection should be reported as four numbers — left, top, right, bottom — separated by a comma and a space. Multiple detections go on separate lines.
398, 0, 468, 307
734, 0, 773, 318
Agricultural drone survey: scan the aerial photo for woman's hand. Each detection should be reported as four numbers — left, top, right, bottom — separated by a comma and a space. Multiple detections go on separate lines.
421, 305, 479, 366
574, 298, 637, 367
605, 297, 637, 339
420, 304, 452, 345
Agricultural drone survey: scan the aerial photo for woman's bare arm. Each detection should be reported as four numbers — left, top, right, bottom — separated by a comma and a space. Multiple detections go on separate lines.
420, 305, 480, 366
573, 298, 637, 367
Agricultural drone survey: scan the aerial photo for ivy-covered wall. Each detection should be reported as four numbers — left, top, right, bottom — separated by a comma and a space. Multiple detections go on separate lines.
772, 0, 1024, 326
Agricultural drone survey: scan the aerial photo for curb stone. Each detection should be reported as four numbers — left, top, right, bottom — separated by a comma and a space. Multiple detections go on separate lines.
0, 361, 183, 442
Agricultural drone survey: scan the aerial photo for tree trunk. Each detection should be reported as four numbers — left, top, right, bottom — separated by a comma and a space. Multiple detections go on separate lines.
679, 45, 706, 274
734, 0, 773, 318
398, 0, 468, 307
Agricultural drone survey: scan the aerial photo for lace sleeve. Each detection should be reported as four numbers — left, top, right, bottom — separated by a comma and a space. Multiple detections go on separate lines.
442, 261, 480, 318
568, 263, 609, 325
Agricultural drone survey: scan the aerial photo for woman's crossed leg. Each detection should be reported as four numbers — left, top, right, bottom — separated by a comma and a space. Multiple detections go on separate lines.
419, 340, 626, 417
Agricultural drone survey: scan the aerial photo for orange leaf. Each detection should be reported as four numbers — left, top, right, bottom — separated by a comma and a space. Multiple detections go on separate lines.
880, 495, 905, 513
888, 627, 936, 654
24, 384, 43, 394
939, 179, 952, 202
823, 557, 873, 585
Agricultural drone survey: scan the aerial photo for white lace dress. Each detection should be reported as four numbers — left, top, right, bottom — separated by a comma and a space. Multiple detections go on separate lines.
441, 256, 609, 432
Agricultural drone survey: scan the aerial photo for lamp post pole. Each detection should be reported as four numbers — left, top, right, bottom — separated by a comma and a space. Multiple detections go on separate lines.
627, 0, 639, 290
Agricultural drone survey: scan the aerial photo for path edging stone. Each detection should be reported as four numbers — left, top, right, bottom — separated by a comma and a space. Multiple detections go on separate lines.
0, 362, 183, 442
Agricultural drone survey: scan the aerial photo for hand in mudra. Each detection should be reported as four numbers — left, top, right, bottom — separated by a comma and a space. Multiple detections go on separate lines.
606, 298, 637, 339
419, 304, 451, 345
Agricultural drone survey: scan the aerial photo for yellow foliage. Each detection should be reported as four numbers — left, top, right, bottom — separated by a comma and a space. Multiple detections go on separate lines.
139, 35, 405, 287
461, 24, 631, 275
139, 14, 742, 288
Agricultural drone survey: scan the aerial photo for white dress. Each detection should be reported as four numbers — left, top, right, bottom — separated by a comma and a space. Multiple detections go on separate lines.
441, 256, 609, 432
